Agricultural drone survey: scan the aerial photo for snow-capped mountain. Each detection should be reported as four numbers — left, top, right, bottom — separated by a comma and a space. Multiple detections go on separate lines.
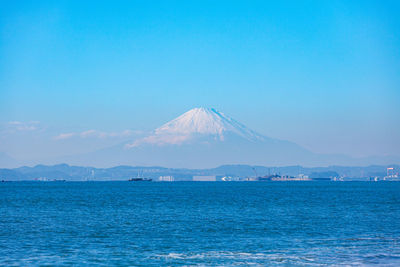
46, 107, 398, 168
53, 107, 319, 168
100, 107, 317, 168
127, 107, 264, 147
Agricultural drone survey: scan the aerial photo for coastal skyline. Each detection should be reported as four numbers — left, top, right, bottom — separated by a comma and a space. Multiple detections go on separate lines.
1, 0, 400, 166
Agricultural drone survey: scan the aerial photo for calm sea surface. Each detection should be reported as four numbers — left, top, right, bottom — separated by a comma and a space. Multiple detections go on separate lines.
1, 182, 400, 266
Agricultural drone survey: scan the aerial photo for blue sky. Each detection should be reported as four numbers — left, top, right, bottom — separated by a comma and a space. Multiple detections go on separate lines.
0, 0, 399, 161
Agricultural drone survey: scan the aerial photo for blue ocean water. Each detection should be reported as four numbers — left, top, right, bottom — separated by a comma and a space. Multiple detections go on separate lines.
1, 182, 400, 266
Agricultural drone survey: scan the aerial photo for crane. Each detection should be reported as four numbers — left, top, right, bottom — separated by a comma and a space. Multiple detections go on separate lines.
252, 167, 258, 179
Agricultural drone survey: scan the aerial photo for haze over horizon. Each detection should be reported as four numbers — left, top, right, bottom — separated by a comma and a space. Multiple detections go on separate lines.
1, 1, 399, 167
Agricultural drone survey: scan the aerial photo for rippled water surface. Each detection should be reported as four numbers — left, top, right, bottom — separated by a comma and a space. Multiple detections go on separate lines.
1, 182, 400, 266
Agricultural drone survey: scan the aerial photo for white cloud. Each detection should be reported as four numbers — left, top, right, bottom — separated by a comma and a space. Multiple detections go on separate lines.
6, 121, 41, 132
126, 134, 191, 148
54, 129, 141, 140
80, 130, 98, 138
54, 132, 77, 140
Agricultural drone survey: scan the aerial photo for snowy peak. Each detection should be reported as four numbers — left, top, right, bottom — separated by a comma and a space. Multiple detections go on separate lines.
157, 108, 236, 135
155, 107, 224, 135
127, 107, 265, 147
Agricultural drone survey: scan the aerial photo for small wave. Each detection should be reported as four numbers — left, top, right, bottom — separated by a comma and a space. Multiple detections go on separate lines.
155, 251, 322, 265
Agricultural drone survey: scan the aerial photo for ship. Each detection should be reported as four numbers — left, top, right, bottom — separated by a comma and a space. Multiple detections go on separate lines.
128, 170, 152, 182
257, 174, 313, 181
128, 178, 152, 182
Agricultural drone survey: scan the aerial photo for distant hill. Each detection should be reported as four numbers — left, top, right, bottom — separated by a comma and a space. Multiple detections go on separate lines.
0, 163, 398, 181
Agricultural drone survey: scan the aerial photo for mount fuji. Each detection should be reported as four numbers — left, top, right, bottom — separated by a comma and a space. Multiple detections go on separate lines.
20, 107, 399, 168
49, 107, 400, 168
63, 107, 326, 168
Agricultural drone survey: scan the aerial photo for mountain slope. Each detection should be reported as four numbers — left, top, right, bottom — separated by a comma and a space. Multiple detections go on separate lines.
0, 152, 20, 168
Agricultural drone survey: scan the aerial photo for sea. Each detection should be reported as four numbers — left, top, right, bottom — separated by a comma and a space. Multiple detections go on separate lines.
1, 181, 400, 266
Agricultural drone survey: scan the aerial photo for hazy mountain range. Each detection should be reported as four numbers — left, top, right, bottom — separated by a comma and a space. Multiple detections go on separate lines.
1, 107, 399, 168
56, 107, 398, 168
